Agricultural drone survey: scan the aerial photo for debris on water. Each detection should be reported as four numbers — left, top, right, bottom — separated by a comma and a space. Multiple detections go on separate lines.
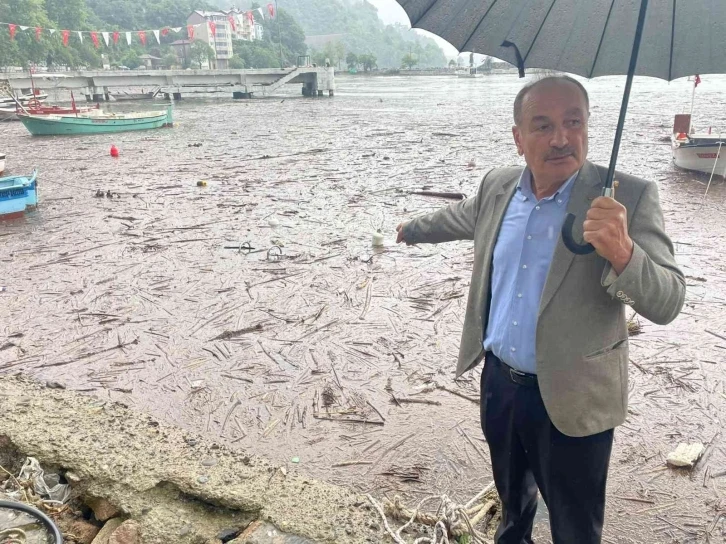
197, 180, 208, 187
372, 230, 385, 247
627, 314, 642, 336
666, 443, 705, 468
291, 457, 300, 464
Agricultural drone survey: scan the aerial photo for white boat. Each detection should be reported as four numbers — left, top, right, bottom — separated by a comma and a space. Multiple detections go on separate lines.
672, 114, 726, 176
0, 93, 48, 105
456, 68, 482, 78
0, 153, 5, 175
0, 107, 17, 121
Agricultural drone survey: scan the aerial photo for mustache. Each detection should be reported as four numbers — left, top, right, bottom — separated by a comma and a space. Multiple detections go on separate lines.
546, 148, 575, 160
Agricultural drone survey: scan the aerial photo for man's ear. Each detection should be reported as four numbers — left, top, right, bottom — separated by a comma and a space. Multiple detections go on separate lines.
512, 126, 524, 156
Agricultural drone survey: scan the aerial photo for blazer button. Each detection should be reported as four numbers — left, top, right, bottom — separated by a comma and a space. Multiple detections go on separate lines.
617, 291, 624, 297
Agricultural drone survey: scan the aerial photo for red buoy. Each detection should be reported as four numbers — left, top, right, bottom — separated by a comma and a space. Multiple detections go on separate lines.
110, 145, 119, 158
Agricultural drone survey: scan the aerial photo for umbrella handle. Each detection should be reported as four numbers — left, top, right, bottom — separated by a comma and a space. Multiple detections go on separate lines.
561, 214, 595, 255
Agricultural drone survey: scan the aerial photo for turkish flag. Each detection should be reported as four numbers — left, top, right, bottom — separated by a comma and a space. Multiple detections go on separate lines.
138, 30, 147, 46
161, 27, 170, 36
209, 21, 216, 37
228, 15, 236, 32
247, 11, 254, 23
187, 25, 195, 39
8, 24, 17, 40
267, 3, 275, 18
695, 74, 702, 88
112, 31, 119, 45
90, 31, 99, 48
62, 29, 70, 46
35, 26, 42, 41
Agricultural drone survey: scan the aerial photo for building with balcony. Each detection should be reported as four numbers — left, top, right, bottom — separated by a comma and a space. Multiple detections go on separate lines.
187, 11, 233, 69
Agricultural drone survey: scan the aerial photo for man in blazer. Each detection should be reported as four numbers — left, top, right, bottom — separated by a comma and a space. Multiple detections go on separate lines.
396, 76, 685, 544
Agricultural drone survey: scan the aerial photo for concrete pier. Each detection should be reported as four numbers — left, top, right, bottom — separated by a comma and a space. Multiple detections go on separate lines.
4, 67, 335, 99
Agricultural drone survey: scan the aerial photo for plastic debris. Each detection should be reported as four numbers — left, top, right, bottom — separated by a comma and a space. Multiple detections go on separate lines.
666, 443, 705, 468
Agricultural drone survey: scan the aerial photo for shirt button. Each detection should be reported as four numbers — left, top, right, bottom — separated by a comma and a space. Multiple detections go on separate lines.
517, 293, 523, 298
535, 205, 541, 210
511, 347, 517, 352
513, 321, 518, 326
527, 235, 532, 240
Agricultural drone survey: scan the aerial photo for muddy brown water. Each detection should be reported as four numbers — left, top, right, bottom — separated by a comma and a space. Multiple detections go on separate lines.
1, 73, 725, 543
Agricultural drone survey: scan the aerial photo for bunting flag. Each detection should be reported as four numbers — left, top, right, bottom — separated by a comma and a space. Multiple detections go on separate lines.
208, 21, 216, 37
19, 25, 28, 31
112, 30, 119, 45
247, 11, 255, 23
137, 30, 146, 45
187, 24, 194, 39
161, 27, 169, 36
267, 3, 275, 18
152, 29, 160, 44
90, 31, 99, 48
48, 28, 56, 35
35, 26, 42, 41
102, 31, 109, 46
77, 30, 83, 43
695, 74, 702, 88
256, 8, 264, 20
171, 27, 182, 33
125, 31, 131, 46
8, 24, 16, 40
62, 29, 70, 46
227, 15, 236, 32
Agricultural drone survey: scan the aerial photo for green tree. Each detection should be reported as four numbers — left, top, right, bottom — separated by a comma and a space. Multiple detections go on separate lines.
190, 41, 214, 69
228, 55, 245, 69
121, 50, 142, 69
346, 52, 358, 69
401, 52, 417, 69
359, 53, 377, 72
45, 0, 88, 30
162, 52, 177, 68
448, 59, 457, 69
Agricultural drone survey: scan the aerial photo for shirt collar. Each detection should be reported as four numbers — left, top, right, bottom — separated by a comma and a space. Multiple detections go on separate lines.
517, 168, 578, 207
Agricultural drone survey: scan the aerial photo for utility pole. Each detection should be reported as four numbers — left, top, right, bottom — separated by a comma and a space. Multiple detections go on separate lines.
275, 0, 284, 68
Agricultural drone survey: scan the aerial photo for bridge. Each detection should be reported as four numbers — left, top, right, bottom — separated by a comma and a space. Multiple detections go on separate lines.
1, 66, 336, 100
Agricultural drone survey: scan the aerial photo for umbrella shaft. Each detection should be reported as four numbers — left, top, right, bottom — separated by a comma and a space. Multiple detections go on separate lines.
605, 0, 649, 191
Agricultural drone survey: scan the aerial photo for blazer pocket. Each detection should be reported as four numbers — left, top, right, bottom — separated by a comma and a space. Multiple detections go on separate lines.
585, 339, 627, 360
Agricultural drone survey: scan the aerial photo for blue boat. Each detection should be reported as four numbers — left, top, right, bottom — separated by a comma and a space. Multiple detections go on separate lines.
0, 170, 38, 219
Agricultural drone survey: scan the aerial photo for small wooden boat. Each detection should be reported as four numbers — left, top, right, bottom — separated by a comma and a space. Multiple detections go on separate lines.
0, 153, 5, 175
0, 93, 48, 106
18, 106, 174, 136
0, 102, 99, 122
672, 114, 726, 176
0, 170, 38, 219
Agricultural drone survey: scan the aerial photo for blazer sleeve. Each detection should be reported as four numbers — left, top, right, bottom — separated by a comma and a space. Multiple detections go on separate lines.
601, 181, 685, 325
401, 170, 491, 244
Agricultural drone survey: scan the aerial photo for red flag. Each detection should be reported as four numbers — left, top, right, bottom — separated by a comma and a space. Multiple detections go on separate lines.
138, 30, 147, 45
247, 11, 254, 23
695, 74, 702, 88
227, 15, 236, 32
90, 31, 99, 48
187, 25, 195, 39
267, 3, 275, 18
161, 27, 170, 36
62, 29, 70, 46
208, 21, 216, 37
112, 31, 119, 45
35, 26, 42, 41
8, 24, 17, 40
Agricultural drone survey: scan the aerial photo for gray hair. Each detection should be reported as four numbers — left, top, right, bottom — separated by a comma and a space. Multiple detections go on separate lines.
513, 75, 590, 126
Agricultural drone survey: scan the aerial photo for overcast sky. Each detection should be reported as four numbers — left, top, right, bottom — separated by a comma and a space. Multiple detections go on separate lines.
365, 0, 461, 59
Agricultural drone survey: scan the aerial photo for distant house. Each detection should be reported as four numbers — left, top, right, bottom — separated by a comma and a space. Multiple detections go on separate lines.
138, 54, 162, 69
221, 8, 263, 42
187, 10, 233, 69
171, 39, 192, 68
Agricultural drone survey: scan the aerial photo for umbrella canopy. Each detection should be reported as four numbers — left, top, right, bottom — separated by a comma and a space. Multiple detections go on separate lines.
398, 0, 726, 81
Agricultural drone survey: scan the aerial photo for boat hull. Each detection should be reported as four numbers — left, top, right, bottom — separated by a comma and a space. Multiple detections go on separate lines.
0, 170, 39, 216
19, 108, 173, 136
0, 154, 5, 175
672, 137, 726, 176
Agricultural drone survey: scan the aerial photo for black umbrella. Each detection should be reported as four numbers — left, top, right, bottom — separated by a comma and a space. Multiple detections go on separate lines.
393, 0, 726, 253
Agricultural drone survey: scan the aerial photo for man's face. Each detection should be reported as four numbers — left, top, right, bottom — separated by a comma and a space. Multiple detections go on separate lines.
512, 81, 589, 186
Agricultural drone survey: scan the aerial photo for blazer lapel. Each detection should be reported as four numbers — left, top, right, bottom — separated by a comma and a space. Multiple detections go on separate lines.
539, 161, 603, 316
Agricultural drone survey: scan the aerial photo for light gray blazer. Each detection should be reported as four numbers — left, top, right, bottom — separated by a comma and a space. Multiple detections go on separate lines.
402, 160, 685, 437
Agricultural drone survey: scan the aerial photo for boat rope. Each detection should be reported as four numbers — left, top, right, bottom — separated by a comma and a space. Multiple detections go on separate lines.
703, 135, 724, 201
366, 482, 497, 544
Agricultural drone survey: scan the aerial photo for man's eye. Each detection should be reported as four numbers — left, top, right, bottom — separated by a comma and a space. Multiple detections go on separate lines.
567, 119, 582, 127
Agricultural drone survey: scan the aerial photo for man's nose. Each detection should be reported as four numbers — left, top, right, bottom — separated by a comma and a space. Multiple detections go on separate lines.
550, 126, 568, 148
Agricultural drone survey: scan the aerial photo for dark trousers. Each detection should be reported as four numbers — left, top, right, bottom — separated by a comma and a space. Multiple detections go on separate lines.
480, 353, 614, 544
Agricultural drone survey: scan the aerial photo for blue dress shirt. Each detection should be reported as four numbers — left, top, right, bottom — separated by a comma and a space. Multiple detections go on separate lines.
483, 168, 577, 374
